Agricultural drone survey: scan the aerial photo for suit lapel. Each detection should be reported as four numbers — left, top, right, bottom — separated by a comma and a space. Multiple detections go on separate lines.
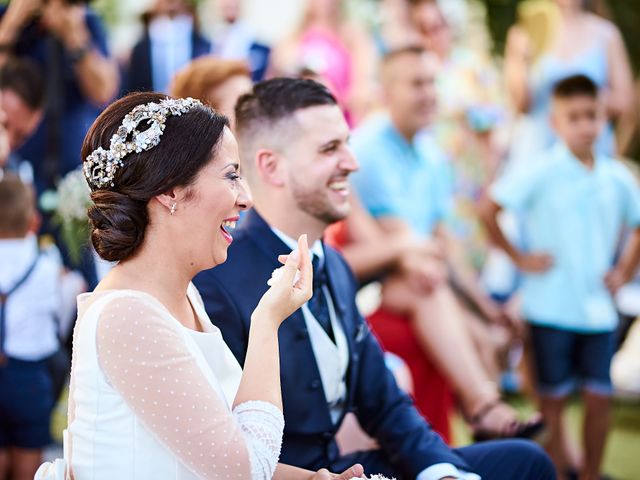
240, 209, 294, 263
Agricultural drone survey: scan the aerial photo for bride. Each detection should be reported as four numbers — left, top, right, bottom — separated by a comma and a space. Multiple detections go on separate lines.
37, 92, 364, 480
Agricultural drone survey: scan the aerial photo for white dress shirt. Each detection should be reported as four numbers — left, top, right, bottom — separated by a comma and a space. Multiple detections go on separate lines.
149, 14, 195, 94
271, 228, 348, 423
270, 229, 479, 480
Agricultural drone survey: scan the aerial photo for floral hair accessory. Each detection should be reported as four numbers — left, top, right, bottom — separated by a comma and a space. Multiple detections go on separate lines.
83, 97, 203, 189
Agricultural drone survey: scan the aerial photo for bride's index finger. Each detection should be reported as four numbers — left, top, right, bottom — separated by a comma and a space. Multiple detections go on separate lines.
296, 234, 312, 291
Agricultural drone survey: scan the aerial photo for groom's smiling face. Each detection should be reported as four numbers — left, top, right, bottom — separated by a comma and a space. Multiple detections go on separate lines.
282, 105, 359, 226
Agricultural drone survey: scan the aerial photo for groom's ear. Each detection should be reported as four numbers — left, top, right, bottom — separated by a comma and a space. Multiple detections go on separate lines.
255, 149, 285, 187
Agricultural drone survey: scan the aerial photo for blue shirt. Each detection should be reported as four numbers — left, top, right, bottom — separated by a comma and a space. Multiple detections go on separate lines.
0, 7, 112, 193
350, 114, 452, 237
491, 143, 640, 332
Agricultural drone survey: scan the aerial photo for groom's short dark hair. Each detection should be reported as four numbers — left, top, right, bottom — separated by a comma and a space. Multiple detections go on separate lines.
235, 77, 337, 131
234, 78, 338, 181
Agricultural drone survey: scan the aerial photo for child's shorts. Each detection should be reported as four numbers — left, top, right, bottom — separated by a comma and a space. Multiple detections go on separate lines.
0, 357, 54, 449
529, 324, 616, 398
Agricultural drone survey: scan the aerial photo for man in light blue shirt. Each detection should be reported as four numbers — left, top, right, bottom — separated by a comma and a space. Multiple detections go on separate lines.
350, 47, 507, 327
350, 114, 452, 238
349, 45, 548, 450
480, 74, 640, 479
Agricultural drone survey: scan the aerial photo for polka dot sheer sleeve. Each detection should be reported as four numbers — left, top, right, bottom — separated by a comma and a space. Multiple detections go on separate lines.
95, 296, 284, 480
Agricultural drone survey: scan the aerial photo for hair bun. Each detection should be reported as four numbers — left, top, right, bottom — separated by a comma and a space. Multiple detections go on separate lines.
88, 190, 148, 262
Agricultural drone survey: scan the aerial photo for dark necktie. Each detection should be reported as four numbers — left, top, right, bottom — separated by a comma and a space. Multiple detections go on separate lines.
308, 256, 334, 342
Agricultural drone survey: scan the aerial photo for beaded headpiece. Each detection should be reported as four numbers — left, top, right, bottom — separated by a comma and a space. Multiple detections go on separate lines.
83, 97, 203, 189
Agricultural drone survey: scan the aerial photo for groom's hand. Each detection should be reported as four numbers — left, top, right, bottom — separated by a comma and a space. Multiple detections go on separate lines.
311, 463, 365, 479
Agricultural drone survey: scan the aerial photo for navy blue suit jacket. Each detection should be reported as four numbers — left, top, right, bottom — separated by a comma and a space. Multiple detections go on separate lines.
194, 210, 470, 478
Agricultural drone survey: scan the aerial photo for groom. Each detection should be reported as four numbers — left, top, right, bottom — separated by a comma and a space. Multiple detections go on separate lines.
193, 78, 555, 480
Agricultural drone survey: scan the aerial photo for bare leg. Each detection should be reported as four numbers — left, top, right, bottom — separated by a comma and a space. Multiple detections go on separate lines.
382, 277, 494, 409
8, 447, 42, 480
580, 391, 611, 480
0, 449, 8, 480
539, 395, 572, 478
464, 305, 511, 382
380, 275, 527, 437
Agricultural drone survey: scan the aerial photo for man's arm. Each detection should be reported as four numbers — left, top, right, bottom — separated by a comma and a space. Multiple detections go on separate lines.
377, 215, 502, 321
352, 316, 472, 475
338, 248, 471, 476
40, 1, 118, 105
433, 223, 505, 323
0, 0, 41, 64
338, 197, 441, 282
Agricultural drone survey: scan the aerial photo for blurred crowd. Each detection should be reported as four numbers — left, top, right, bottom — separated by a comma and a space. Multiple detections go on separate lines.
1, 0, 640, 479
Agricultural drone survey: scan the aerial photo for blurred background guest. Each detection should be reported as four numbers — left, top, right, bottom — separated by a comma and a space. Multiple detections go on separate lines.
271, 0, 377, 124
504, 0, 635, 167
349, 46, 542, 441
122, 0, 210, 95
372, 0, 422, 52
410, 0, 506, 273
0, 0, 119, 195
0, 174, 62, 480
170, 55, 252, 127
0, 57, 44, 183
210, 0, 270, 81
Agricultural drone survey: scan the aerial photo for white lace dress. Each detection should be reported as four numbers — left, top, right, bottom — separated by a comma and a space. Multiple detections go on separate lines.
40, 284, 283, 480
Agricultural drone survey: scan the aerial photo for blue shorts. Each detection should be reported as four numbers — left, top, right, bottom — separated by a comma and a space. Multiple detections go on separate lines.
529, 324, 616, 398
0, 357, 54, 449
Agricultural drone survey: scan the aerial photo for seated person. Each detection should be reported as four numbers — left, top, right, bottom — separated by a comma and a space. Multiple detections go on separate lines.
349, 46, 541, 440
195, 76, 555, 480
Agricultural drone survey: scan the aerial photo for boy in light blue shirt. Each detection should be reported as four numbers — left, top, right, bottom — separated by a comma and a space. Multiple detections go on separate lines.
480, 74, 640, 479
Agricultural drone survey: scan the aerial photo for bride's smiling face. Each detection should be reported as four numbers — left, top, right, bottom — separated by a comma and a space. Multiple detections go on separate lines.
183, 127, 252, 269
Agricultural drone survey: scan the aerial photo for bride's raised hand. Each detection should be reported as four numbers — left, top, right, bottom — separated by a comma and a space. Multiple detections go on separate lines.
254, 234, 313, 327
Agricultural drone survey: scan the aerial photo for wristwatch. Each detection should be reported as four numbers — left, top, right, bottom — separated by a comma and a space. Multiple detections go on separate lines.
68, 44, 92, 64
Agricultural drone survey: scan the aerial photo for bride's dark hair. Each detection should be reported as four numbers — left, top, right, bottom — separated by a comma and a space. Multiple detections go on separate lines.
81, 92, 229, 262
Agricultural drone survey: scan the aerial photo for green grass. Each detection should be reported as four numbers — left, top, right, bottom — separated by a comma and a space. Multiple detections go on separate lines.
452, 396, 640, 480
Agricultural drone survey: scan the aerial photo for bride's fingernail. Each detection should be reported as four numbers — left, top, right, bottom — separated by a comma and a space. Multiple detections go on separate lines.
289, 249, 299, 261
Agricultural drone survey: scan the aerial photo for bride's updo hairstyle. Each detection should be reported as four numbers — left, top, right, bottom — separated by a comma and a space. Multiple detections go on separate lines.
81, 92, 228, 262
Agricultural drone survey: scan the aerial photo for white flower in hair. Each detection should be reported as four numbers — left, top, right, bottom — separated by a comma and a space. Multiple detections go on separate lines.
83, 97, 202, 189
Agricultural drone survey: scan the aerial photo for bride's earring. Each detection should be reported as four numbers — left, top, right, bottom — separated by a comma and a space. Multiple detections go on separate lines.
170, 202, 177, 215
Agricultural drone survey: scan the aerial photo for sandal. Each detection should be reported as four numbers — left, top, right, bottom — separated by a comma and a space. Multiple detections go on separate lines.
469, 398, 546, 443
565, 469, 616, 480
